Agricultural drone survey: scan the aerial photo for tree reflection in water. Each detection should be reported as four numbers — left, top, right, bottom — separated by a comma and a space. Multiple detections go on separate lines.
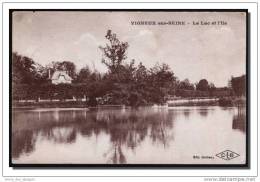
232, 114, 246, 133
232, 106, 246, 133
198, 108, 209, 117
12, 107, 175, 163
183, 109, 191, 118
12, 130, 37, 159
41, 127, 77, 144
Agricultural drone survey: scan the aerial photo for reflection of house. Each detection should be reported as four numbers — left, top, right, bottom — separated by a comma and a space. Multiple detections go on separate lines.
50, 71, 72, 84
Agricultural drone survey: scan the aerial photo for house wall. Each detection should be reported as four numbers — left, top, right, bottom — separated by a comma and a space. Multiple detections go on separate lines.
51, 73, 72, 84
52, 79, 71, 85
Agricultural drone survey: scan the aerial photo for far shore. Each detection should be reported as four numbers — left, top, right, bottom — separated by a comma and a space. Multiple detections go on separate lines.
12, 97, 245, 109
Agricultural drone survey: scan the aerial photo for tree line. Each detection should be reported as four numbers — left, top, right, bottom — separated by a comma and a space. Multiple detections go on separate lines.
12, 30, 245, 107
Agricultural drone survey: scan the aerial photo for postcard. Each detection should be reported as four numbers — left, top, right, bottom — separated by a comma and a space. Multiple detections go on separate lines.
10, 10, 248, 167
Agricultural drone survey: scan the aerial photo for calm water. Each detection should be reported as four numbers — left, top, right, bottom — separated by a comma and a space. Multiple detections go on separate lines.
12, 106, 246, 164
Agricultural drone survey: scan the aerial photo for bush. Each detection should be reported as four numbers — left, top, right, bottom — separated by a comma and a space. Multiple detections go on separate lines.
218, 98, 233, 107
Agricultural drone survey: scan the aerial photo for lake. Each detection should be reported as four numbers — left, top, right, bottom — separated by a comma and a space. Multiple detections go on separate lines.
12, 106, 246, 164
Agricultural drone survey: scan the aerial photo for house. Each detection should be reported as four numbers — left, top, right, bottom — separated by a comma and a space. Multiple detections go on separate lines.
50, 70, 72, 84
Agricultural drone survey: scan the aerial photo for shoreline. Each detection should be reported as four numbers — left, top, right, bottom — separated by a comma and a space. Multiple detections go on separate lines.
12, 97, 245, 109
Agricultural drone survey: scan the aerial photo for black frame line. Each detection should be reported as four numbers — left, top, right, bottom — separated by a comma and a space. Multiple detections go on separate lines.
8, 9, 250, 169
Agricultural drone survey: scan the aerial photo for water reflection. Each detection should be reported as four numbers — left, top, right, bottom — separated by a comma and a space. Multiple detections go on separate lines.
232, 105, 246, 133
12, 106, 246, 164
197, 108, 209, 117
12, 131, 36, 159
12, 108, 175, 163
183, 109, 191, 118
42, 127, 77, 144
232, 114, 246, 133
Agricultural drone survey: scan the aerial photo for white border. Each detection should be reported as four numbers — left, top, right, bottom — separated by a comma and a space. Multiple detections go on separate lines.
1, 1, 258, 179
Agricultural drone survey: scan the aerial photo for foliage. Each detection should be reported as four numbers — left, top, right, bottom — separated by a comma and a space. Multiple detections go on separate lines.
47, 61, 77, 79
231, 75, 246, 96
196, 79, 209, 91
75, 66, 92, 83
12, 30, 232, 107
12, 52, 46, 85
177, 79, 195, 90
99, 30, 129, 74
219, 97, 233, 107
147, 63, 176, 104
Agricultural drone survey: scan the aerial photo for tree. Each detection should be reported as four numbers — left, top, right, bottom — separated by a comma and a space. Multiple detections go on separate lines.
150, 63, 176, 88
48, 61, 77, 79
178, 79, 195, 90
60, 61, 76, 79
98, 30, 178, 106
98, 30, 136, 105
208, 82, 216, 97
135, 62, 148, 83
12, 52, 48, 100
12, 53, 24, 85
209, 82, 216, 90
12, 52, 38, 85
118, 59, 136, 83
196, 79, 209, 91
75, 65, 92, 83
99, 30, 129, 74
231, 75, 246, 96
148, 63, 176, 104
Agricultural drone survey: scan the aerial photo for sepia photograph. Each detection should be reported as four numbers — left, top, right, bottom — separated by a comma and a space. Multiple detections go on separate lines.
10, 10, 248, 167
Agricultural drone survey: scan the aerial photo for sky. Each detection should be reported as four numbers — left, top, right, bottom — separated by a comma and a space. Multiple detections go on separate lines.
12, 11, 246, 87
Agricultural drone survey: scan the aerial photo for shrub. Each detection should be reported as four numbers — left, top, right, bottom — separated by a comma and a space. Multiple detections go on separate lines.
218, 98, 233, 107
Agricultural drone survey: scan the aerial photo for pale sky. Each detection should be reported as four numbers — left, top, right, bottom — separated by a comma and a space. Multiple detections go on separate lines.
12, 11, 247, 87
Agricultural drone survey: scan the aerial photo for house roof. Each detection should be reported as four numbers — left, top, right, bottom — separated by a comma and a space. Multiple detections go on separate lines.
51, 71, 72, 81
